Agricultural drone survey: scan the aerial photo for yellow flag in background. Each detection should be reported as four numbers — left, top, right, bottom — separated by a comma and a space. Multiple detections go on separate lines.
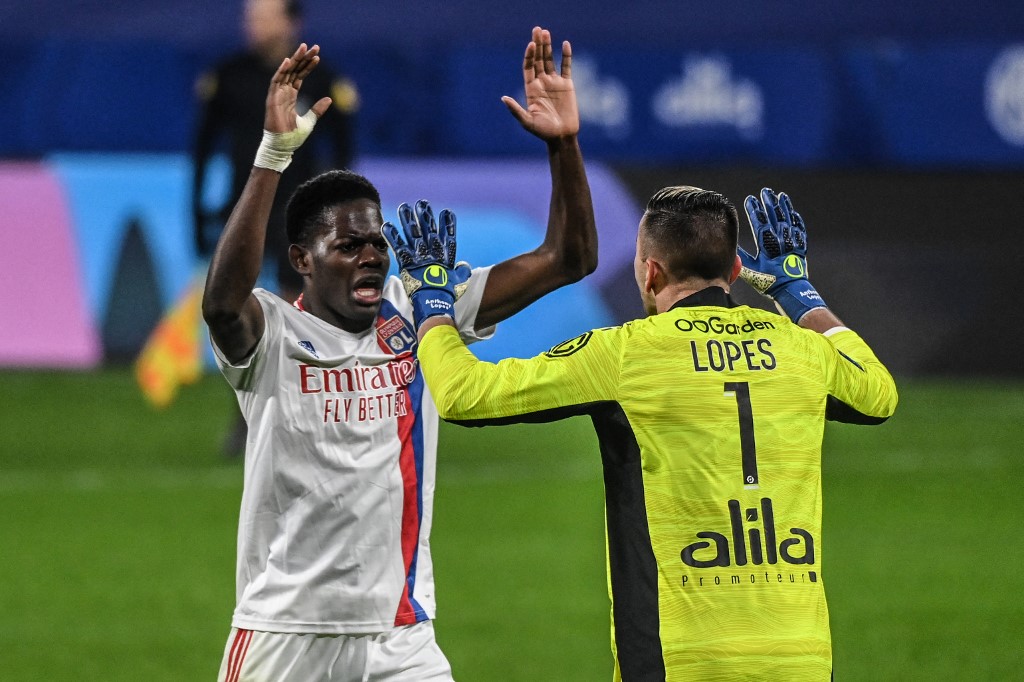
135, 276, 205, 408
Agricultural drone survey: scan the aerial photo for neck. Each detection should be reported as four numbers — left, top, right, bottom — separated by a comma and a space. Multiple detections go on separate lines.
653, 279, 729, 314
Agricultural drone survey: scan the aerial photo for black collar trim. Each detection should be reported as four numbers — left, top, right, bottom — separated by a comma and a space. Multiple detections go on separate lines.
668, 286, 739, 311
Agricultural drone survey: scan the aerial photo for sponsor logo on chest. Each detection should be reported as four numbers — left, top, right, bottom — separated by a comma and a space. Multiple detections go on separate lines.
296, 356, 419, 425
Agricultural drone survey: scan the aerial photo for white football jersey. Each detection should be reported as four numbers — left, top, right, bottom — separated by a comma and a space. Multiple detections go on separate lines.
213, 268, 493, 634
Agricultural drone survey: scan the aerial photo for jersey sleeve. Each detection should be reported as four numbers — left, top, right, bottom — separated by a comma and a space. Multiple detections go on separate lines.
451, 265, 496, 343
819, 327, 898, 424
419, 324, 622, 424
211, 289, 280, 393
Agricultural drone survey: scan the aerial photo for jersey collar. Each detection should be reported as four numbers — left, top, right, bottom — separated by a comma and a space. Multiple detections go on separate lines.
668, 286, 739, 311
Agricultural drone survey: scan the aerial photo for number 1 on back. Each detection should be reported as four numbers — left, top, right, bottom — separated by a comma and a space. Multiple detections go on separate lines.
724, 382, 759, 489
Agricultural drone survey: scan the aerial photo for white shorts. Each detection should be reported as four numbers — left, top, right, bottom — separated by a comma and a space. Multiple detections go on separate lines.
216, 621, 454, 682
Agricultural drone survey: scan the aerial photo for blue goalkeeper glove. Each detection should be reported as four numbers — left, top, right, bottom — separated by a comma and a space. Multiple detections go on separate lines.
381, 200, 472, 327
737, 188, 827, 323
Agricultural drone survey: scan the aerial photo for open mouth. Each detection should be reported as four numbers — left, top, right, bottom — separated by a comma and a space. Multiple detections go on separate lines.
352, 276, 384, 305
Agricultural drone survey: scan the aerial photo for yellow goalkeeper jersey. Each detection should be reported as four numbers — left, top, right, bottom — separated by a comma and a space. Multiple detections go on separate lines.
419, 287, 898, 681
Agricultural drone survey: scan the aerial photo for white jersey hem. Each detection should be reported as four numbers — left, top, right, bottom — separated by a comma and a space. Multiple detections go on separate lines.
231, 613, 436, 636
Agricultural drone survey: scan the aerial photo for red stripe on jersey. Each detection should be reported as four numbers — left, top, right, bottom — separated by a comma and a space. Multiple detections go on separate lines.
374, 315, 421, 625
393, 395, 420, 625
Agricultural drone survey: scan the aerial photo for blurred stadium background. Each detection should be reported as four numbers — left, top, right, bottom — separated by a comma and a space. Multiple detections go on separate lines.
1, 1, 1022, 679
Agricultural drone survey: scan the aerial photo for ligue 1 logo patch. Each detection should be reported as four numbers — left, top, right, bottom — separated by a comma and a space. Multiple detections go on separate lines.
544, 331, 593, 358
376, 315, 416, 355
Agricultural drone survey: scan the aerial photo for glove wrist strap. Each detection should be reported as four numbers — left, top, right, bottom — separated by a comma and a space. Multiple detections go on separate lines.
773, 280, 827, 323
411, 290, 456, 327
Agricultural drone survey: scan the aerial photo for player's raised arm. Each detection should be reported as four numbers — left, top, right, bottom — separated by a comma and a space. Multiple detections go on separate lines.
202, 43, 332, 364
475, 26, 598, 329
737, 188, 897, 421
737, 188, 843, 333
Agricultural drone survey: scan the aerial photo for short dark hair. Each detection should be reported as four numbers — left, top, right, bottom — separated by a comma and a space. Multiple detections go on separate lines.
641, 186, 739, 282
285, 170, 382, 246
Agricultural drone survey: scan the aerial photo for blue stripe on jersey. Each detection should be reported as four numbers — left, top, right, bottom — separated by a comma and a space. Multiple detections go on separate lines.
379, 300, 428, 622
406, 359, 429, 622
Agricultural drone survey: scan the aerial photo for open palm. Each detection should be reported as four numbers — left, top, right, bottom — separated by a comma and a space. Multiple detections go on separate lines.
264, 43, 332, 134
503, 27, 580, 140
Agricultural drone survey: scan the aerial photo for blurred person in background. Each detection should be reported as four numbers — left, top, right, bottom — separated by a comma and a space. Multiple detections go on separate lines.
203, 27, 596, 680
403, 185, 898, 680
193, 0, 358, 457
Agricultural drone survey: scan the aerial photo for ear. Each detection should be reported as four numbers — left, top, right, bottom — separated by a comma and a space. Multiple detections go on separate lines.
290, 243, 312, 276
729, 253, 742, 284
644, 256, 665, 294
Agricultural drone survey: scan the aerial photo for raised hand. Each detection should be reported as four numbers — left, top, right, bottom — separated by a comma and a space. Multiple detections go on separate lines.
737, 188, 827, 323
502, 27, 580, 141
265, 43, 332, 132
255, 43, 332, 172
382, 200, 472, 327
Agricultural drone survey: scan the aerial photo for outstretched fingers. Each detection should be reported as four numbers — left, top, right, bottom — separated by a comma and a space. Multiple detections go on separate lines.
521, 40, 537, 85
293, 48, 321, 80
744, 195, 769, 232
438, 209, 458, 268
745, 194, 781, 259
541, 29, 555, 75
439, 208, 456, 237
414, 200, 438, 237
381, 221, 405, 250
398, 202, 422, 240
501, 95, 530, 126
309, 96, 332, 118
765, 188, 794, 251
560, 40, 573, 79
382, 222, 414, 268
272, 43, 320, 86
760, 188, 782, 226
779, 193, 807, 252
530, 26, 544, 79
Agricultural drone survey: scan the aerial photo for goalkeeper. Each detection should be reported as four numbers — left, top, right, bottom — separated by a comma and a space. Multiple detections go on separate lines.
399, 186, 898, 681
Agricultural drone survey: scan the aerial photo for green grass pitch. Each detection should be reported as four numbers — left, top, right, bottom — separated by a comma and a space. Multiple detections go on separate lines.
0, 369, 1021, 680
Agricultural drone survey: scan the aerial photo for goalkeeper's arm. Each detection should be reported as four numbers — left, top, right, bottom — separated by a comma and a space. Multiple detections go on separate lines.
738, 187, 839, 332
737, 189, 858, 335
738, 188, 897, 421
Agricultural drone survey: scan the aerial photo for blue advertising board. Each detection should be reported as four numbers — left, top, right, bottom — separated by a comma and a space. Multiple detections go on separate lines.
444, 47, 836, 164
842, 43, 1024, 166
1, 35, 1024, 167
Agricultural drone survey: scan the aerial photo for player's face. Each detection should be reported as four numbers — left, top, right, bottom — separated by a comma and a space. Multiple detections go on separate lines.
304, 199, 390, 333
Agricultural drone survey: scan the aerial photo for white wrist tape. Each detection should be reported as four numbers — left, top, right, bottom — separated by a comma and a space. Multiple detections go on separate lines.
253, 109, 321, 173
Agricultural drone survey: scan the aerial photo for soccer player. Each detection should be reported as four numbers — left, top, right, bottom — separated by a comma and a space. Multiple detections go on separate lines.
402, 186, 898, 680
202, 29, 595, 681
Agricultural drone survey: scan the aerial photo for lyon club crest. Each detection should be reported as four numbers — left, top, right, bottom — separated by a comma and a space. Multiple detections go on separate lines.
376, 315, 417, 355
